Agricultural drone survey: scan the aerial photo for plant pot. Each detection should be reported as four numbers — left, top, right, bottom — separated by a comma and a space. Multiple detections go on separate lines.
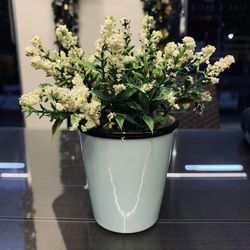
78, 121, 178, 233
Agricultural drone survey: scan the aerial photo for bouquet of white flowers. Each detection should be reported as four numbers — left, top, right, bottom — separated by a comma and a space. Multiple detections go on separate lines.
20, 15, 235, 135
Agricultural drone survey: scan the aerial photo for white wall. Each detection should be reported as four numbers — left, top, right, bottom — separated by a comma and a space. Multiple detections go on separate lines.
13, 0, 144, 129
12, 0, 56, 129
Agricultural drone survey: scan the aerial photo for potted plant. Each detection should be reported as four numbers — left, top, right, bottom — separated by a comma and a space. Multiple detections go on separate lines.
20, 15, 234, 233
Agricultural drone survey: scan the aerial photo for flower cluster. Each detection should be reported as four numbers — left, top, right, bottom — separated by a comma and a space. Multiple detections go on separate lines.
20, 76, 101, 132
20, 15, 235, 134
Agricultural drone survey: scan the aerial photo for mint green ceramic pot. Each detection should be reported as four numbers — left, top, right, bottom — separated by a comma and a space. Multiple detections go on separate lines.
79, 121, 178, 233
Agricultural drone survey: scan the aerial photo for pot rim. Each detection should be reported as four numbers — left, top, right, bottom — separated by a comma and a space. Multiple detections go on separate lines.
81, 120, 178, 139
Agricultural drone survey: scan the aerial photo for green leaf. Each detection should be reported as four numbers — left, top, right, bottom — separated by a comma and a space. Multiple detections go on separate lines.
138, 92, 149, 109
153, 116, 165, 125
39, 83, 52, 88
144, 61, 149, 73
52, 119, 63, 137
123, 75, 131, 84
132, 71, 144, 80
190, 92, 200, 98
149, 99, 161, 111
143, 114, 154, 133
121, 114, 140, 126
149, 88, 158, 100
174, 47, 186, 63
115, 115, 125, 130
79, 60, 96, 70
127, 102, 143, 111
92, 90, 112, 101
49, 53, 60, 61
56, 80, 68, 87
160, 86, 171, 95
153, 69, 163, 79
120, 88, 137, 98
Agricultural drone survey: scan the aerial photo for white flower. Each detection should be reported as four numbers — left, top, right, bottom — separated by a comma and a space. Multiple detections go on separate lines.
150, 31, 162, 49
100, 15, 116, 39
140, 83, 154, 93
108, 55, 125, 73
164, 42, 179, 60
186, 76, 194, 84
30, 55, 42, 68
19, 90, 41, 107
141, 15, 154, 32
207, 55, 235, 77
42, 85, 57, 96
56, 25, 78, 49
30, 56, 55, 75
72, 74, 83, 86
139, 16, 155, 48
182, 36, 196, 50
55, 102, 64, 111
107, 112, 116, 121
123, 55, 136, 64
95, 15, 116, 52
173, 104, 180, 110
155, 51, 164, 69
43, 84, 102, 131
107, 33, 125, 53
113, 84, 126, 95
164, 91, 176, 106
182, 103, 190, 110
119, 17, 132, 41
209, 77, 219, 84
199, 91, 212, 102
25, 46, 37, 56
202, 45, 216, 59
106, 112, 117, 129
70, 114, 85, 130
68, 47, 85, 59
194, 45, 216, 65
88, 55, 96, 63
30, 36, 42, 48
116, 73, 123, 81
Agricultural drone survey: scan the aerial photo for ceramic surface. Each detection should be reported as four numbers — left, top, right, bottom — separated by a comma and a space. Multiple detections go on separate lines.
79, 131, 175, 233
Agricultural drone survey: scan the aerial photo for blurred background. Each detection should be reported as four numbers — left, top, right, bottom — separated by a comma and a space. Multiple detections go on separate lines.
0, 0, 23, 126
0, 0, 249, 129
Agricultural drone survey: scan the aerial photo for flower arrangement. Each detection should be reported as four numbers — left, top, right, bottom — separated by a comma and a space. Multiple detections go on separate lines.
20, 15, 235, 135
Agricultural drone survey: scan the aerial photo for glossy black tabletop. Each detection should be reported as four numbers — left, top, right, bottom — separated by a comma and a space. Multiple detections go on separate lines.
0, 127, 250, 250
